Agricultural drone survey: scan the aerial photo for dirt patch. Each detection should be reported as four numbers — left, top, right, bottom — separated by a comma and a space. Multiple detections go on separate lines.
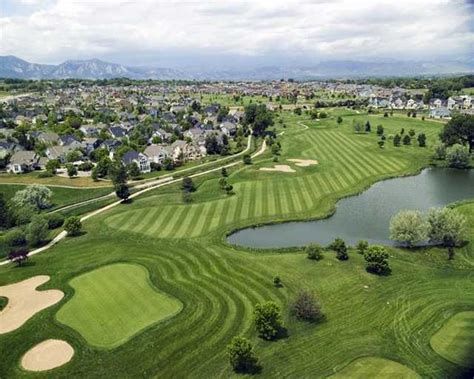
0, 276, 63, 334
287, 159, 319, 167
21, 339, 74, 371
260, 165, 296, 173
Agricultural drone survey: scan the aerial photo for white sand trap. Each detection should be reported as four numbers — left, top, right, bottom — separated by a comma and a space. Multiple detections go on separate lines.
21, 339, 74, 371
287, 159, 319, 167
0, 275, 64, 334
260, 165, 296, 173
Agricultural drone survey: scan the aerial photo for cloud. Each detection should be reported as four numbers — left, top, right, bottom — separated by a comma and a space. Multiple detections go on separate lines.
1, 0, 472, 66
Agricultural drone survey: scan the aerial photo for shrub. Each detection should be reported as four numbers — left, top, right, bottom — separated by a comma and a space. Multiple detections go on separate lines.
305, 243, 323, 260
45, 213, 65, 229
254, 301, 284, 340
432, 143, 446, 160
402, 134, 411, 145
38, 171, 54, 178
393, 134, 401, 147
8, 248, 29, 267
243, 154, 252, 164
356, 240, 369, 255
64, 216, 82, 236
364, 245, 391, 275
182, 177, 196, 192
227, 336, 259, 374
26, 215, 49, 247
78, 162, 94, 171
150, 162, 162, 171
292, 290, 323, 322
417, 133, 426, 147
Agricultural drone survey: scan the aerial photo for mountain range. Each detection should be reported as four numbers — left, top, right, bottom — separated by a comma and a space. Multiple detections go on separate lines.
1, 55, 472, 81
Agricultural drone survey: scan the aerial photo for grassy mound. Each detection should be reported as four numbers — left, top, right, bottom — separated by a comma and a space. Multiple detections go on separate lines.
430, 311, 474, 368
330, 357, 420, 378
56, 263, 182, 348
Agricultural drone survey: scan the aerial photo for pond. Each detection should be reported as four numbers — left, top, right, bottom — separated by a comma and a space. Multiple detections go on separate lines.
227, 168, 474, 249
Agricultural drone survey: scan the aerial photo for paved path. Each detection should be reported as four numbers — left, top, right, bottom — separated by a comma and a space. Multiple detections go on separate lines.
0, 135, 264, 267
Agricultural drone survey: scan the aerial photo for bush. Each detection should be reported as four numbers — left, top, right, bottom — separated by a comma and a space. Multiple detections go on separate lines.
254, 301, 284, 340
243, 154, 252, 164
356, 240, 369, 255
446, 144, 470, 169
292, 290, 323, 322
227, 336, 259, 374
4, 229, 26, 246
364, 245, 391, 275
150, 162, 162, 171
402, 134, 411, 145
78, 162, 94, 171
8, 248, 29, 267
64, 216, 82, 236
45, 213, 65, 229
305, 243, 323, 260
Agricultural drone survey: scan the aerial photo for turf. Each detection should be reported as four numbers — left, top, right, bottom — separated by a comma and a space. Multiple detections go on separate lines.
0, 110, 472, 378
56, 263, 182, 349
430, 311, 474, 368
330, 357, 420, 378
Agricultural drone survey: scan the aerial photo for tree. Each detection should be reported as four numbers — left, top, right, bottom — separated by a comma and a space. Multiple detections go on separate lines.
64, 216, 82, 236
433, 142, 447, 160
227, 336, 259, 374
365, 121, 371, 132
292, 290, 323, 322
127, 162, 141, 179
108, 161, 128, 186
417, 133, 426, 147
378, 140, 385, 148
402, 134, 411, 145
0, 193, 11, 228
408, 129, 416, 137
46, 159, 60, 174
336, 116, 343, 124
393, 134, 401, 147
244, 104, 274, 136
440, 114, 474, 153
446, 144, 470, 169
45, 213, 64, 229
66, 164, 78, 178
91, 166, 98, 181
427, 207, 466, 247
243, 154, 252, 164
115, 183, 130, 202
182, 177, 196, 192
221, 167, 228, 177
329, 238, 348, 260
254, 301, 284, 340
224, 184, 234, 195
95, 157, 112, 177
4, 229, 26, 247
8, 249, 29, 267
376, 125, 384, 136
389, 210, 428, 247
364, 245, 391, 275
26, 215, 49, 247
305, 243, 323, 260
12, 184, 52, 210
356, 240, 369, 255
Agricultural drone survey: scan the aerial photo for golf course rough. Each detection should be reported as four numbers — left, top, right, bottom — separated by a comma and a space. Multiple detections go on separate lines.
330, 357, 420, 378
430, 311, 474, 368
56, 263, 182, 348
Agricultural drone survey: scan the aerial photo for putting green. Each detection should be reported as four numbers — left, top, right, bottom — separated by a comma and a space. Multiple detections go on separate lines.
430, 311, 474, 368
56, 263, 182, 349
330, 357, 420, 378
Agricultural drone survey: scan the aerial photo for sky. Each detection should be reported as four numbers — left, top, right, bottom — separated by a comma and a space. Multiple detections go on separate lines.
0, 0, 473, 69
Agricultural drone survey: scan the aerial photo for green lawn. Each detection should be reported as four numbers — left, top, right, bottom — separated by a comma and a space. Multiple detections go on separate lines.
430, 311, 474, 368
330, 357, 420, 378
56, 263, 182, 349
0, 110, 472, 378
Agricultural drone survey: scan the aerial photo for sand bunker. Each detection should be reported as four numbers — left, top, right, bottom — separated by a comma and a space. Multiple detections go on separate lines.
21, 339, 74, 371
287, 159, 319, 167
260, 165, 296, 173
0, 275, 64, 334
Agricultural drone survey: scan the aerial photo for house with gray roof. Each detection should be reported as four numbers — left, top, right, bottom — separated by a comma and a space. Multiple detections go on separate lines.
8, 150, 39, 173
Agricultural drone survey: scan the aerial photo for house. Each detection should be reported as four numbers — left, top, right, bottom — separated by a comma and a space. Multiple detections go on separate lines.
170, 140, 203, 161
82, 138, 101, 154
8, 151, 39, 173
0, 141, 20, 159
46, 145, 72, 163
80, 125, 99, 136
109, 127, 127, 139
144, 144, 170, 164
429, 107, 451, 119
220, 121, 237, 136
184, 127, 204, 141
121, 150, 151, 173
100, 139, 122, 159
59, 134, 82, 149
36, 131, 60, 145
429, 98, 443, 109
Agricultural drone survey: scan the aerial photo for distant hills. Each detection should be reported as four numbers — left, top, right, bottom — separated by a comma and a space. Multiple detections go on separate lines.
1, 55, 472, 81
